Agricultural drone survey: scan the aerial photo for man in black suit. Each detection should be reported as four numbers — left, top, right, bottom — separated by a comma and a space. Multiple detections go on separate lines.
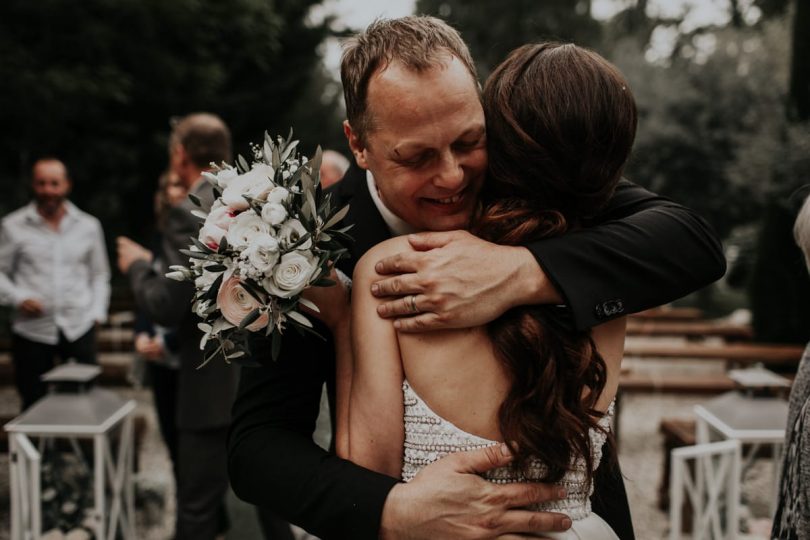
118, 113, 239, 539
229, 17, 726, 539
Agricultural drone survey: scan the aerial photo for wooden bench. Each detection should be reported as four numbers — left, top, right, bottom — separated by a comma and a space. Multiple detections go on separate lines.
614, 373, 736, 446
626, 320, 753, 341
631, 307, 704, 321
623, 342, 804, 367
658, 419, 696, 514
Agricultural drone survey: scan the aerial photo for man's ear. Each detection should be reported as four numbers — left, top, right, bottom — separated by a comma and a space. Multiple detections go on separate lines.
343, 120, 369, 170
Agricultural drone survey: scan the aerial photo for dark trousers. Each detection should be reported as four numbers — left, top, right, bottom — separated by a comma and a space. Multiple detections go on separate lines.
147, 362, 180, 471
11, 327, 97, 410
176, 426, 230, 540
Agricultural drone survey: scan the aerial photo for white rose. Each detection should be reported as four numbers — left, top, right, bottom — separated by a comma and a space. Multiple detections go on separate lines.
278, 219, 312, 250
221, 164, 275, 210
267, 186, 290, 204
215, 167, 239, 188
263, 252, 319, 298
226, 212, 273, 250
261, 202, 287, 226
206, 205, 236, 231
243, 236, 280, 275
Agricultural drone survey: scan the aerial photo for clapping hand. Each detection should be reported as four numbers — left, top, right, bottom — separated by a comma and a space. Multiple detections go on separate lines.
116, 236, 153, 274
134, 333, 164, 361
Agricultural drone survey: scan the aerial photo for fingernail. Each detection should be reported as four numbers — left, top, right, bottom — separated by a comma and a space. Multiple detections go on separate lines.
375, 262, 383, 272
371, 283, 379, 295
561, 517, 572, 530
393, 320, 401, 330
557, 488, 567, 499
499, 443, 512, 457
377, 304, 386, 315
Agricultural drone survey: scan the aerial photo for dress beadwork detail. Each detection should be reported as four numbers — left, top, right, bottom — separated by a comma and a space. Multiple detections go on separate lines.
401, 380, 614, 521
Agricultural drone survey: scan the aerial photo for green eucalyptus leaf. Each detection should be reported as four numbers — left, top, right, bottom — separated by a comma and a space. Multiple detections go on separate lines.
239, 308, 262, 330
309, 146, 323, 186
323, 204, 350, 230
237, 155, 250, 173
271, 330, 282, 362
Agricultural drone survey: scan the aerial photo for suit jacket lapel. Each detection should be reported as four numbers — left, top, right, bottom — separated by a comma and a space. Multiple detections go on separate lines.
333, 163, 390, 275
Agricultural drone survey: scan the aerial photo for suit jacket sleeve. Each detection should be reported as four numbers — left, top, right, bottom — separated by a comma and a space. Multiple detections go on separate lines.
127, 203, 196, 327
527, 180, 726, 330
228, 329, 398, 540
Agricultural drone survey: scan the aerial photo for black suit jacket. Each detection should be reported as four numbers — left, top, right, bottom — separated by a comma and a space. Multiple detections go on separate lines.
128, 179, 239, 430
228, 163, 726, 539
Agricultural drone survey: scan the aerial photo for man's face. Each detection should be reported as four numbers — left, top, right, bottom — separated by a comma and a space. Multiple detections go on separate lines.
32, 160, 70, 214
346, 55, 487, 232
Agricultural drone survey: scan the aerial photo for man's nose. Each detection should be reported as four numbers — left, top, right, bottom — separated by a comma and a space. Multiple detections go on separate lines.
433, 151, 464, 190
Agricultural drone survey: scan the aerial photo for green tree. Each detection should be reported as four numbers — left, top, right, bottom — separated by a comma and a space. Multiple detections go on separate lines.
0, 0, 342, 248
416, 0, 602, 78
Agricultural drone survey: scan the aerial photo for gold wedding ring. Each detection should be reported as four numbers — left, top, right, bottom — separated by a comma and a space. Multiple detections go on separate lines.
408, 295, 419, 314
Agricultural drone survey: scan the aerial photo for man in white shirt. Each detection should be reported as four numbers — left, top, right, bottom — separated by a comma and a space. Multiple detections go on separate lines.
0, 158, 110, 409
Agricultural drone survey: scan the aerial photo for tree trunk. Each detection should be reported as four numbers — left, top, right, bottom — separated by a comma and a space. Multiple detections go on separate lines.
789, 0, 810, 120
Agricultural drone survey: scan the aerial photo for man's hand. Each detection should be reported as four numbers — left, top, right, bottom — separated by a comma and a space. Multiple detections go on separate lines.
380, 443, 571, 539
372, 231, 562, 332
116, 236, 153, 274
17, 298, 44, 318
134, 333, 164, 361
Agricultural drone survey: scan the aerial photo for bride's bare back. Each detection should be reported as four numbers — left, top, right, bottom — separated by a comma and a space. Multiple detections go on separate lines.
343, 235, 626, 477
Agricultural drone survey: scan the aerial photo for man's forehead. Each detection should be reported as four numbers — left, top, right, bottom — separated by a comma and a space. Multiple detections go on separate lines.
33, 160, 68, 180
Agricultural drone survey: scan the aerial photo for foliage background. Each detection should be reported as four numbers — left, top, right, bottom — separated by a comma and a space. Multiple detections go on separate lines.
0, 0, 808, 340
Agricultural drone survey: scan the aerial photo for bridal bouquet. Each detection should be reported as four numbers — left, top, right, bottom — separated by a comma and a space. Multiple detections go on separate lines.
167, 131, 352, 365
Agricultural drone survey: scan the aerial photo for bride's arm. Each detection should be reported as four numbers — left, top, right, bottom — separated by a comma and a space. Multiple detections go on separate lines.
344, 241, 407, 477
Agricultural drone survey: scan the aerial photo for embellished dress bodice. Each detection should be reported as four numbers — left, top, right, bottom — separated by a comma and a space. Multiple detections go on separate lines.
401, 380, 614, 521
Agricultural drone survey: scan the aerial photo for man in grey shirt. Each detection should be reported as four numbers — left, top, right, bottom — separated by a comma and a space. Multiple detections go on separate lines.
0, 158, 110, 409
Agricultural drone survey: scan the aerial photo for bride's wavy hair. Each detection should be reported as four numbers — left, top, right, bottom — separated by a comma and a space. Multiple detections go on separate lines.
471, 43, 637, 483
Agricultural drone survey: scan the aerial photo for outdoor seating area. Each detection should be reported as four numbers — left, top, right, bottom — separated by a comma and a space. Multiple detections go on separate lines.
0, 304, 796, 538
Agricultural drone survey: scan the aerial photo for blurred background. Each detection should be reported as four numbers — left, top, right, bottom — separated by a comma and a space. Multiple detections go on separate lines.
0, 0, 808, 538
0, 0, 808, 338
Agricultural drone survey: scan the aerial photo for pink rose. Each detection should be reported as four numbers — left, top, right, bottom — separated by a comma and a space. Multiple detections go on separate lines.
199, 223, 227, 251
216, 276, 269, 332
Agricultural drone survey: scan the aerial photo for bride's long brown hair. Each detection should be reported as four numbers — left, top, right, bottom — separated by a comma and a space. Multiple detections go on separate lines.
471, 43, 637, 482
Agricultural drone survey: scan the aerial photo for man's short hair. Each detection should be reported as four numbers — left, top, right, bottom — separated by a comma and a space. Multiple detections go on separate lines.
340, 16, 478, 143
169, 113, 232, 168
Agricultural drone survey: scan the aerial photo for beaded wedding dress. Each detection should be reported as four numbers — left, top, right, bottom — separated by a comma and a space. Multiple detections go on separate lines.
401, 380, 620, 540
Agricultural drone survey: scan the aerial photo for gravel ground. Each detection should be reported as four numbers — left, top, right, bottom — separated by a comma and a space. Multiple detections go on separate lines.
0, 353, 779, 539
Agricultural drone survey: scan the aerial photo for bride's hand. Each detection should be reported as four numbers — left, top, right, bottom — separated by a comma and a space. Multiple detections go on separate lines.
301, 268, 351, 331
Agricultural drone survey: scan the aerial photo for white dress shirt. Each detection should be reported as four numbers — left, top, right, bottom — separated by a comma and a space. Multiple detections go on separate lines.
366, 170, 418, 237
0, 201, 111, 344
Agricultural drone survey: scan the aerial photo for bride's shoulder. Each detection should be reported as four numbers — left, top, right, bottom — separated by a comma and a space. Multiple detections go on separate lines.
354, 236, 413, 281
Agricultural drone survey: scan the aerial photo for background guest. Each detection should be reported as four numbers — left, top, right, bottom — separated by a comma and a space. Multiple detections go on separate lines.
319, 149, 350, 189
0, 158, 110, 410
131, 169, 186, 475
117, 113, 238, 540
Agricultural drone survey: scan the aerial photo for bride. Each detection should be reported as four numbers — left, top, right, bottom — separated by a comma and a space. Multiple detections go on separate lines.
311, 42, 635, 539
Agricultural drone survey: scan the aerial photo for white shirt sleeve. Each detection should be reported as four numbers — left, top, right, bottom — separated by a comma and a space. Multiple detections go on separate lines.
0, 220, 25, 307
89, 219, 111, 323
